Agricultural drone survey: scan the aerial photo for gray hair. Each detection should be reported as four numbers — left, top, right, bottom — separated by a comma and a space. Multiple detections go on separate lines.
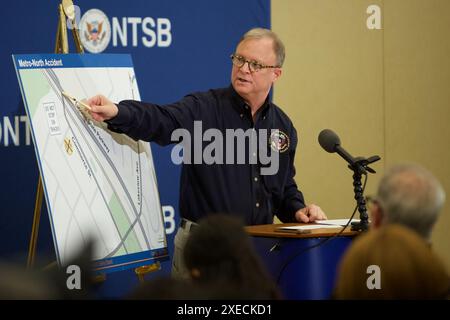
376, 163, 446, 240
238, 28, 285, 67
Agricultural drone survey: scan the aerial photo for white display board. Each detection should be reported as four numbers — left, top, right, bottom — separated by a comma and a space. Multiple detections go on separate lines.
13, 54, 168, 273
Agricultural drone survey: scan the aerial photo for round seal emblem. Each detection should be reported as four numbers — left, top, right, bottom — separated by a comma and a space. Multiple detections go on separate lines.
270, 130, 290, 153
79, 9, 111, 53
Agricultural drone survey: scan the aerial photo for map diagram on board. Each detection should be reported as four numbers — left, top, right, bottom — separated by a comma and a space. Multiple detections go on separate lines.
13, 54, 168, 274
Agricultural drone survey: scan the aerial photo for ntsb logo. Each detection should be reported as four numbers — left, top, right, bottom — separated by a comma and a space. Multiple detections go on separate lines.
78, 8, 172, 53
80, 9, 111, 53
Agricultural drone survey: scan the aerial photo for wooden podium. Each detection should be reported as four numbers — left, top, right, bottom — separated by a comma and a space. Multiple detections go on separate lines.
245, 223, 358, 300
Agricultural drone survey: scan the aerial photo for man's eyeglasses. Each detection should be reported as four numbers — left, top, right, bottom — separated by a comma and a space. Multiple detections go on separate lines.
230, 54, 280, 73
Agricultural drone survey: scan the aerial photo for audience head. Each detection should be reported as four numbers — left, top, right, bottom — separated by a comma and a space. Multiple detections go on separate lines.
183, 214, 281, 299
334, 224, 449, 299
0, 262, 60, 299
370, 163, 445, 240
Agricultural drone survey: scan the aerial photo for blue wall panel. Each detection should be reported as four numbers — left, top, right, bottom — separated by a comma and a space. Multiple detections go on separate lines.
0, 0, 270, 298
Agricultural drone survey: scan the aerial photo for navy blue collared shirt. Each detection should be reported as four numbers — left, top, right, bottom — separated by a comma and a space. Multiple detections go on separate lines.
106, 85, 305, 225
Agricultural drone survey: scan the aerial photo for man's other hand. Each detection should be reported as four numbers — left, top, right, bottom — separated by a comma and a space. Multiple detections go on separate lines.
295, 205, 327, 223
87, 95, 118, 122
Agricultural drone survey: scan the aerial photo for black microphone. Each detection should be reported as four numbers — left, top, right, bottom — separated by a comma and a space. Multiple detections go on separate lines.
318, 129, 355, 166
318, 129, 381, 232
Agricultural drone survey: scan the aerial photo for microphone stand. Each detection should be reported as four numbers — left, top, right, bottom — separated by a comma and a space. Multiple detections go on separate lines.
348, 155, 380, 231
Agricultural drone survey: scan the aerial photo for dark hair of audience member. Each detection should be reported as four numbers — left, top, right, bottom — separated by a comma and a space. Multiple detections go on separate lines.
183, 214, 282, 299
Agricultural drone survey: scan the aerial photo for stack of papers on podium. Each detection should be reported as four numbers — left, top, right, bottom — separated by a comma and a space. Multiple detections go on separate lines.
278, 224, 341, 231
315, 219, 360, 226
276, 219, 361, 233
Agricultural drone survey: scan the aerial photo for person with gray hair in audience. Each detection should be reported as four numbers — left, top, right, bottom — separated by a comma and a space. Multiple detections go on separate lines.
369, 163, 446, 241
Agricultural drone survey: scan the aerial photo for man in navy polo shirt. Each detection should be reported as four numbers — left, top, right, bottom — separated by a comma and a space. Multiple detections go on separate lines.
87, 28, 327, 277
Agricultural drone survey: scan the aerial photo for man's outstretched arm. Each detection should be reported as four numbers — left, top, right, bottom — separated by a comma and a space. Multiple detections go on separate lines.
87, 94, 201, 144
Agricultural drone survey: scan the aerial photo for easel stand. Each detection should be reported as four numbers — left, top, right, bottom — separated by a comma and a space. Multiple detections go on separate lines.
27, 178, 44, 267
135, 262, 162, 283
27, 0, 82, 269
27, 0, 160, 284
